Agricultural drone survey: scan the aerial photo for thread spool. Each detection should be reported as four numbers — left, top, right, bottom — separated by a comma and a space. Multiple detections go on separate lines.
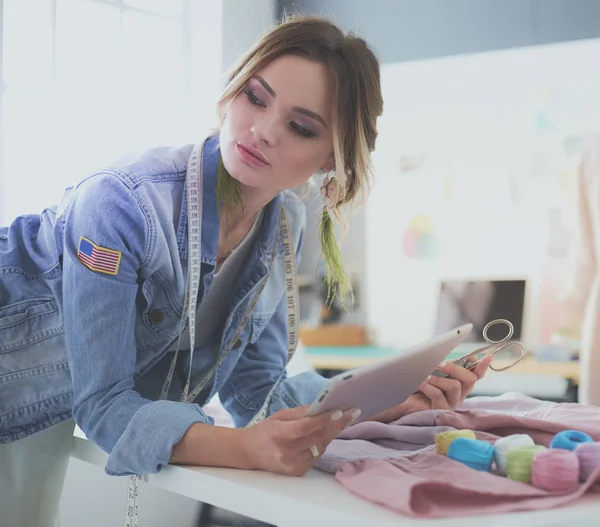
550, 430, 594, 451
506, 445, 547, 483
531, 448, 580, 492
435, 430, 477, 455
575, 442, 600, 481
448, 437, 495, 472
493, 434, 535, 476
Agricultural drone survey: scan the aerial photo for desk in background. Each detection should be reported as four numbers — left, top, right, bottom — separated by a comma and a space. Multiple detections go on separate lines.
304, 345, 580, 401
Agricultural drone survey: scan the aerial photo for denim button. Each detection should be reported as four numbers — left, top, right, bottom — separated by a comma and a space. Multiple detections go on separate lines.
148, 309, 164, 324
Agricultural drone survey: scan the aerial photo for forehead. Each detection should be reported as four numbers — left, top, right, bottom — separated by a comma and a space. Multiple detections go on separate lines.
255, 55, 333, 117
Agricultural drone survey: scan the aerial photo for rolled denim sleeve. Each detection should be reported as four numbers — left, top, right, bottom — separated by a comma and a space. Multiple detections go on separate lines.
62, 173, 209, 476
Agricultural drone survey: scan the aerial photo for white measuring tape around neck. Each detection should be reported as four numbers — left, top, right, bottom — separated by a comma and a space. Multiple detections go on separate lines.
122, 138, 300, 527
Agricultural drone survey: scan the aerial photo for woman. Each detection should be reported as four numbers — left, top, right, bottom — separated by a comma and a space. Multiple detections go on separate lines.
0, 14, 491, 526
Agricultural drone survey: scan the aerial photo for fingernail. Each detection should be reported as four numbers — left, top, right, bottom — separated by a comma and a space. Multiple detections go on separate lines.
331, 410, 343, 421
426, 375, 432, 380
439, 362, 448, 369
351, 408, 362, 420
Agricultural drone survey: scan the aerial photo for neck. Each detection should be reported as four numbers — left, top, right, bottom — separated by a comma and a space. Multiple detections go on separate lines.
216, 164, 280, 262
220, 182, 278, 231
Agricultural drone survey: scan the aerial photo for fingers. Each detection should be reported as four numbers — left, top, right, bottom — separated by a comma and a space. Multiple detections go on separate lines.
436, 361, 478, 385
269, 410, 355, 477
258, 407, 360, 477
472, 354, 493, 378
277, 408, 357, 440
271, 405, 311, 421
290, 409, 357, 451
419, 376, 461, 409
307, 437, 329, 460
417, 380, 449, 409
419, 354, 494, 410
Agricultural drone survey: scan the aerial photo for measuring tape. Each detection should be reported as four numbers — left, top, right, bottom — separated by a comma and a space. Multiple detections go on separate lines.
122, 138, 300, 526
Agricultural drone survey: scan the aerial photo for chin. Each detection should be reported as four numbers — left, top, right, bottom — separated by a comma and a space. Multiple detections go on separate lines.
222, 144, 269, 188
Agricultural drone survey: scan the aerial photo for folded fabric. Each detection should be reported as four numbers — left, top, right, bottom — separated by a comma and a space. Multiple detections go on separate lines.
336, 451, 600, 518
315, 392, 600, 517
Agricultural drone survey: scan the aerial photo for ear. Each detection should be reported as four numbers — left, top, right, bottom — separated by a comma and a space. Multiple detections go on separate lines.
321, 154, 336, 173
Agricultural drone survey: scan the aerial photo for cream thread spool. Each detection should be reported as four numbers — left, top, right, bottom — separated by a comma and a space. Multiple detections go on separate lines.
493, 434, 535, 476
435, 430, 477, 456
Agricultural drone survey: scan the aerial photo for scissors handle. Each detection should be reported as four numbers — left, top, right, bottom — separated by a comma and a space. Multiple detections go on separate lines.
483, 318, 514, 344
432, 319, 527, 378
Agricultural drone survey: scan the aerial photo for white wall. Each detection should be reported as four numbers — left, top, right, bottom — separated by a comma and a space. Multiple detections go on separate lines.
366, 38, 600, 350
221, 0, 277, 72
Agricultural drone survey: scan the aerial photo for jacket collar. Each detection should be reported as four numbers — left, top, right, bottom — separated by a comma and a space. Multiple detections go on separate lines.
177, 134, 283, 268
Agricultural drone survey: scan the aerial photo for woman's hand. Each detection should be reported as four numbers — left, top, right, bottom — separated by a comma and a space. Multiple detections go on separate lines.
371, 354, 493, 423
242, 405, 359, 476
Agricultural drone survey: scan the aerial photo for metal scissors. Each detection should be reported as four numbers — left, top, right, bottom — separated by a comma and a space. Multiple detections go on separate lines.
433, 319, 527, 378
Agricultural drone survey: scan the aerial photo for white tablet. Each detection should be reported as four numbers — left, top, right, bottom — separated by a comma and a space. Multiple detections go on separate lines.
305, 323, 473, 423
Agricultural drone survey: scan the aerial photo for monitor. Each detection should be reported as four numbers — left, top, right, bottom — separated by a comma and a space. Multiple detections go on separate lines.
435, 279, 526, 342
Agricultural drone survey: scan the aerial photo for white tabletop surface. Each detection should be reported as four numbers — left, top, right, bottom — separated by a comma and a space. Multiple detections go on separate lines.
72, 427, 600, 527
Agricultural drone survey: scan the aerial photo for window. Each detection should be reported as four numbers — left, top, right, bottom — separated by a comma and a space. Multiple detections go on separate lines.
1, 0, 222, 223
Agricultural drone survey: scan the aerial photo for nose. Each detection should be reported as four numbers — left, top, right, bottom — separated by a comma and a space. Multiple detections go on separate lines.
250, 113, 277, 146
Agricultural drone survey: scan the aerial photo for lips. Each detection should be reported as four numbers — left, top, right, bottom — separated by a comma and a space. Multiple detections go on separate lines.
236, 142, 269, 167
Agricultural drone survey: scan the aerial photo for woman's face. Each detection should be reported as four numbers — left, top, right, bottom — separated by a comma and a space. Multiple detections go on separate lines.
220, 54, 335, 193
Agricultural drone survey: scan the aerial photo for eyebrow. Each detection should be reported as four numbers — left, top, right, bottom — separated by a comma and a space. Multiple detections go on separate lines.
254, 75, 328, 129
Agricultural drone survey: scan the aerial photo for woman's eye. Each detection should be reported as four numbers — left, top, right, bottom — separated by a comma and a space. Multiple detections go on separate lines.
290, 121, 316, 139
243, 88, 265, 107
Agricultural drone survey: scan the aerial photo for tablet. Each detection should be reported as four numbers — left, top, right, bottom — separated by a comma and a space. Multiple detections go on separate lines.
305, 323, 473, 423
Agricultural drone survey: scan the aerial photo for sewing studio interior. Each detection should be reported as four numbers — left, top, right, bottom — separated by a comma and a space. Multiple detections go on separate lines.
1, 1, 600, 526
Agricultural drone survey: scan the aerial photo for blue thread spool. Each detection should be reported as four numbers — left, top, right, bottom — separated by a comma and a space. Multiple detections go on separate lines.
448, 437, 494, 472
550, 430, 594, 451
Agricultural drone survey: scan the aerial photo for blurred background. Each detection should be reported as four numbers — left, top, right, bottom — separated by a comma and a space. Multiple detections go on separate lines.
2, 0, 600, 526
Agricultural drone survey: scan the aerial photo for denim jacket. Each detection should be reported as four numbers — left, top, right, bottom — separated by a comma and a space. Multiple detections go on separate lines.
0, 134, 328, 476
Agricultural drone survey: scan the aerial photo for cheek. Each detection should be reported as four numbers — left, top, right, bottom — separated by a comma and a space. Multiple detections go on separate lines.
222, 98, 250, 133
283, 144, 329, 177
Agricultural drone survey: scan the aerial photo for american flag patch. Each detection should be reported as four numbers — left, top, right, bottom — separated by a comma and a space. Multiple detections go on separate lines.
77, 237, 122, 276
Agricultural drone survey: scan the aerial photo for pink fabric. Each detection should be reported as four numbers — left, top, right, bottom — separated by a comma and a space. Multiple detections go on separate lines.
328, 393, 600, 517
336, 452, 600, 518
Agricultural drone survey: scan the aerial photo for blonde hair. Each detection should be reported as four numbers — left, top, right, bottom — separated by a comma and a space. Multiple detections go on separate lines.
217, 13, 383, 304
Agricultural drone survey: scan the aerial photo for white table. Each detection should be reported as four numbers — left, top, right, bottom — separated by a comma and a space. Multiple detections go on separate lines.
71, 428, 600, 527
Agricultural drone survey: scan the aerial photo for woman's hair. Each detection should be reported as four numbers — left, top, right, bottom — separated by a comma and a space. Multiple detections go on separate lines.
217, 13, 383, 305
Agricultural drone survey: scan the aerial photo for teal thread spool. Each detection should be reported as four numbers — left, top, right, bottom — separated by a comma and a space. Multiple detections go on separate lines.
448, 437, 494, 472
506, 445, 547, 483
550, 430, 594, 451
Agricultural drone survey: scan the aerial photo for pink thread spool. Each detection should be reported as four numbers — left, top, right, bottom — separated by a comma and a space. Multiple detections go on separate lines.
531, 448, 580, 493
575, 442, 600, 481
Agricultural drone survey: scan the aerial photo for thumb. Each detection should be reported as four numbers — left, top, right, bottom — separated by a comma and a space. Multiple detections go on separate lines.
474, 354, 493, 379
271, 405, 310, 421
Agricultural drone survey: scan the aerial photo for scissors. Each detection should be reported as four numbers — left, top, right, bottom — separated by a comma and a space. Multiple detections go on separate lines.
433, 319, 527, 378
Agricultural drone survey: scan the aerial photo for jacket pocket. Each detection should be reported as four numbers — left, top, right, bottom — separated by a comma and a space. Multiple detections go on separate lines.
0, 298, 56, 329
136, 271, 182, 343
0, 298, 63, 353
